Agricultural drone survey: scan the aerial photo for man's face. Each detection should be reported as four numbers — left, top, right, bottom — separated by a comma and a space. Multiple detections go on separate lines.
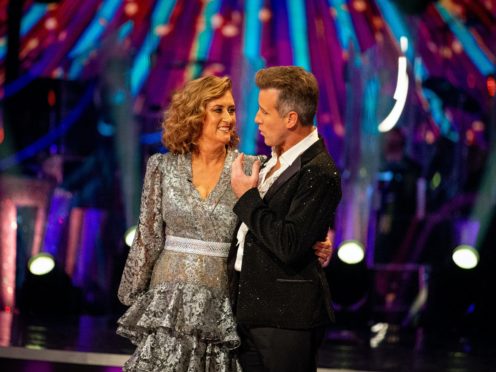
255, 88, 289, 149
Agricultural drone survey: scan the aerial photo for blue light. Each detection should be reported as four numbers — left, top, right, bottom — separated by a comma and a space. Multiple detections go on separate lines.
112, 89, 126, 105
140, 131, 162, 145
118, 20, 134, 42
435, 4, 494, 76
466, 303, 475, 314
131, 0, 178, 95
2, 62, 45, 100
69, 0, 123, 59
423, 89, 459, 142
188, 0, 222, 78
69, 20, 134, 80
378, 171, 394, 182
0, 4, 48, 60
374, 1, 459, 142
239, 0, 264, 154
374, 0, 415, 61
97, 120, 115, 136
286, 0, 311, 70
21, 4, 48, 36
67, 0, 123, 79
363, 76, 380, 134
328, 0, 360, 51
243, 0, 263, 58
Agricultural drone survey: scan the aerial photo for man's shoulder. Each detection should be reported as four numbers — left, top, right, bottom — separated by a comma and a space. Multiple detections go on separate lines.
302, 149, 339, 174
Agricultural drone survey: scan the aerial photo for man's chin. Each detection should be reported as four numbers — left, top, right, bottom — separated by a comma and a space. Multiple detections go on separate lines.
262, 138, 272, 147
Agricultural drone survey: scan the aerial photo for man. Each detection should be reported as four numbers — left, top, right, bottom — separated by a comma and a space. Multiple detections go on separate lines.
229, 66, 342, 372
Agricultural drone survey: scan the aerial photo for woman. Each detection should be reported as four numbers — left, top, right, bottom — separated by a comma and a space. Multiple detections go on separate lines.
117, 76, 331, 371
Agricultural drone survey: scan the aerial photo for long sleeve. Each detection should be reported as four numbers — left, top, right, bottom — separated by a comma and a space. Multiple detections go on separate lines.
118, 154, 165, 306
233, 163, 341, 266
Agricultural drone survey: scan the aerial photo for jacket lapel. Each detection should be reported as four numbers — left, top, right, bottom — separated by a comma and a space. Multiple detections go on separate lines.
263, 139, 327, 202
263, 157, 301, 201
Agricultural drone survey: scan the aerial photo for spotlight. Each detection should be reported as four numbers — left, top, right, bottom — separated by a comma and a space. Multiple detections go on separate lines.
124, 225, 137, 247
20, 257, 81, 316
452, 245, 479, 270
452, 219, 480, 270
338, 240, 365, 264
28, 253, 55, 276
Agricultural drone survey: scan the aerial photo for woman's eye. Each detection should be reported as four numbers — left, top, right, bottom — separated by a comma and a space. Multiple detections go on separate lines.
213, 108, 222, 113
228, 108, 236, 114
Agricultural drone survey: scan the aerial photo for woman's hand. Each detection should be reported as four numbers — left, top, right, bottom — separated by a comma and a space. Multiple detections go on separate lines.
313, 229, 334, 267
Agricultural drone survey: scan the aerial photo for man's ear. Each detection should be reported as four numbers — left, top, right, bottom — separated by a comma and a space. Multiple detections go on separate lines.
286, 111, 298, 129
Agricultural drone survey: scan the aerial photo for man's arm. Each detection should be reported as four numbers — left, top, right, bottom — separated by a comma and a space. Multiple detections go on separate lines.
232, 162, 341, 265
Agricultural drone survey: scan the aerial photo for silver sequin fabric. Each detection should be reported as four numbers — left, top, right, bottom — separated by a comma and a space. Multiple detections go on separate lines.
117, 149, 262, 372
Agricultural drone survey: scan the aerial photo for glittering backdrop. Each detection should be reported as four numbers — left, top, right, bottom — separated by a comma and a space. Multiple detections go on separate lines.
0, 0, 494, 155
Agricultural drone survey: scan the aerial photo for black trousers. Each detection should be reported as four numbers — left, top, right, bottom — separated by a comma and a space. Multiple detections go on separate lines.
237, 324, 325, 372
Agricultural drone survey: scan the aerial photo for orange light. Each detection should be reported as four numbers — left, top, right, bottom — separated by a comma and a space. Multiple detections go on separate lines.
425, 130, 435, 144
465, 129, 475, 145
487, 75, 496, 97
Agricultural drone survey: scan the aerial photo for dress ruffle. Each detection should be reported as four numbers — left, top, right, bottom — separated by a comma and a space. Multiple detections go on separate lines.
117, 282, 241, 372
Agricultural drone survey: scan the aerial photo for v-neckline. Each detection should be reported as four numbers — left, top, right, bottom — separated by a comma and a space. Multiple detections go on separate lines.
186, 149, 233, 202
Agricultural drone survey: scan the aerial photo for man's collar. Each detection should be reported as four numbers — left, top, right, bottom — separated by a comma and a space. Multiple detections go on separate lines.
271, 128, 319, 166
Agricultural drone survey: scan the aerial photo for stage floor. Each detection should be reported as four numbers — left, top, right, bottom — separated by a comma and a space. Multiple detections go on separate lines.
0, 311, 494, 371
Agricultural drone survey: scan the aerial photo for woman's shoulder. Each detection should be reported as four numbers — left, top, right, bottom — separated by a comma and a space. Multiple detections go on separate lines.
232, 149, 267, 164
148, 151, 181, 162
145, 152, 179, 172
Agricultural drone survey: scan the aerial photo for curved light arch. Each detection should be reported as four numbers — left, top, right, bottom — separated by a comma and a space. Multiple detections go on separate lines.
378, 55, 409, 133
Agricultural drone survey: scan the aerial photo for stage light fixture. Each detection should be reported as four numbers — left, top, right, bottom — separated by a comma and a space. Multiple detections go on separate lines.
452, 245, 479, 270
124, 225, 137, 247
452, 219, 480, 270
337, 240, 365, 264
28, 253, 55, 276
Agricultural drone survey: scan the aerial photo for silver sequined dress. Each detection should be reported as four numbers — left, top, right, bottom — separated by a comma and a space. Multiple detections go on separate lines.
117, 149, 260, 371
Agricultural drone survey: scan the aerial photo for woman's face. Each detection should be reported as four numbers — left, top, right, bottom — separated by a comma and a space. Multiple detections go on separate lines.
199, 91, 236, 148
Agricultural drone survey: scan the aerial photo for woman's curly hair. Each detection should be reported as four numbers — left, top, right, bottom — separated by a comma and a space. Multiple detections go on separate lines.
162, 75, 239, 154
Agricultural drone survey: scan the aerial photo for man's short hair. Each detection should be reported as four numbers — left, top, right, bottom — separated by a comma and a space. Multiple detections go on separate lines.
255, 66, 318, 126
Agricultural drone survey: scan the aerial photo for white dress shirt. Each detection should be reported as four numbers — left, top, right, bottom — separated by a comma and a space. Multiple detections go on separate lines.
234, 129, 319, 271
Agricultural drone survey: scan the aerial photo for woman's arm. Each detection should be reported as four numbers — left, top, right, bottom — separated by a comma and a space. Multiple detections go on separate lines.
118, 154, 166, 306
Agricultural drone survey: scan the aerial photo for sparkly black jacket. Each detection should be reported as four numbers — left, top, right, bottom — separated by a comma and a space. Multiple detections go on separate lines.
227, 139, 342, 329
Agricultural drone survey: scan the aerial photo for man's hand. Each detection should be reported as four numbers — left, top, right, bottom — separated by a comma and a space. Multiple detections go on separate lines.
313, 229, 335, 267
231, 153, 260, 198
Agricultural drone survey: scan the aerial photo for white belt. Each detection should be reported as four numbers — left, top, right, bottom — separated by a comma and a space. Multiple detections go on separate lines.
164, 235, 231, 258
